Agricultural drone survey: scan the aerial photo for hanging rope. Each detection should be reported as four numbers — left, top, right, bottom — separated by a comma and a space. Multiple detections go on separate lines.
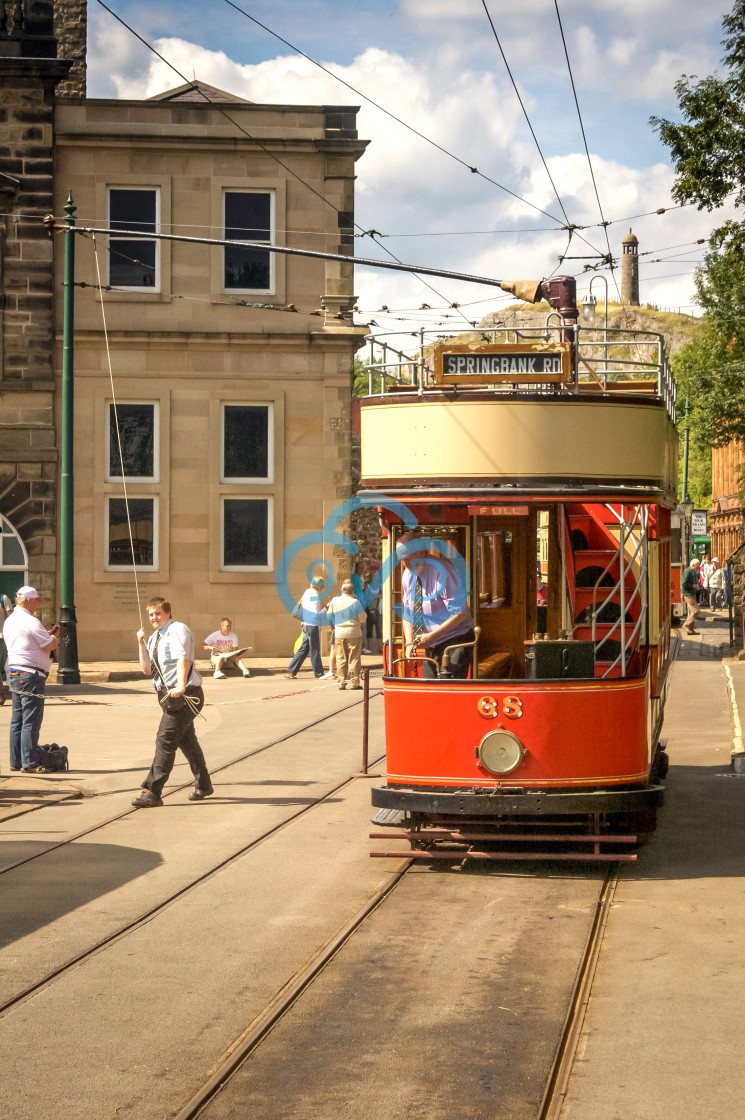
92, 234, 144, 630
91, 235, 202, 721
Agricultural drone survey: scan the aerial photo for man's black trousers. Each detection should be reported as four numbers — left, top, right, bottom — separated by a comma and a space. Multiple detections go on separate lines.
142, 688, 211, 796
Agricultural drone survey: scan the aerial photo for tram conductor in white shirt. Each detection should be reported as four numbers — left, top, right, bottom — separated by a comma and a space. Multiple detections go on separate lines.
133, 596, 213, 807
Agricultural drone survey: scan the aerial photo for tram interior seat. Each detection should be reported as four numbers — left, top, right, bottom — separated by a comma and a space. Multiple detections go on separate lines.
477, 650, 515, 679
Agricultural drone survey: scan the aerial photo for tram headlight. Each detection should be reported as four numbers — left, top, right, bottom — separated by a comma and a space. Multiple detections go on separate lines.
476, 729, 525, 776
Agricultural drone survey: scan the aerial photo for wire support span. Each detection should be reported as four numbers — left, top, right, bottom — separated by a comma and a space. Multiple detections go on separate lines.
93, 0, 478, 326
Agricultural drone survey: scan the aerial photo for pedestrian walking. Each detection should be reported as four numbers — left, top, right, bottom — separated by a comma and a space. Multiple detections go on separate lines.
709, 559, 726, 611
701, 556, 714, 607
362, 567, 381, 653
3, 586, 59, 772
682, 558, 702, 634
133, 596, 212, 807
286, 576, 327, 679
327, 579, 366, 689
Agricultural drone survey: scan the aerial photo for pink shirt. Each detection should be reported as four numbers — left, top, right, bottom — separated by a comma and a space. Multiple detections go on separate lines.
3, 608, 53, 674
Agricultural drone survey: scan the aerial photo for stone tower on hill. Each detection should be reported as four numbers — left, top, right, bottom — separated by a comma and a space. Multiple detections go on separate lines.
622, 228, 640, 306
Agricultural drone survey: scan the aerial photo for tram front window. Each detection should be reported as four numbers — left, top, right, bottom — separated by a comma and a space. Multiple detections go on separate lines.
398, 531, 476, 679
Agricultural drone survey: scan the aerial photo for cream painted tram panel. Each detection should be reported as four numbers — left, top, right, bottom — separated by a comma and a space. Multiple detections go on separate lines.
361, 399, 677, 492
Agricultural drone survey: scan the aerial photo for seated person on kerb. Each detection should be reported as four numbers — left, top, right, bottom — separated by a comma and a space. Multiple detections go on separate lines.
203, 618, 251, 679
398, 532, 476, 679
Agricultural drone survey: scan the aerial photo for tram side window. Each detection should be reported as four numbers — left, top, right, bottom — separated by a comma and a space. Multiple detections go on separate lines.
478, 531, 512, 607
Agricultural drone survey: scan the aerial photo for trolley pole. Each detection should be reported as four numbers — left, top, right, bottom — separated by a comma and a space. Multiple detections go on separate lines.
58, 191, 80, 684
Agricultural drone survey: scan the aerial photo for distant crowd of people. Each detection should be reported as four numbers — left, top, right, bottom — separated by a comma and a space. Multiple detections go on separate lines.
681, 555, 729, 635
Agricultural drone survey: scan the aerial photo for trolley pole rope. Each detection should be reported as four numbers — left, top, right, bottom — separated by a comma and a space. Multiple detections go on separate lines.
46, 221, 509, 290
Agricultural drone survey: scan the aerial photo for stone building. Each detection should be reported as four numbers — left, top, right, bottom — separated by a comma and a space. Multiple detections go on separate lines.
710, 441, 745, 561
0, 1, 72, 605
1, 2, 368, 657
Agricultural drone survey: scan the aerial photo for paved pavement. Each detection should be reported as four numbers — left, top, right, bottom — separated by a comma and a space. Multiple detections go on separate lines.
563, 605, 745, 1120
1, 612, 744, 1117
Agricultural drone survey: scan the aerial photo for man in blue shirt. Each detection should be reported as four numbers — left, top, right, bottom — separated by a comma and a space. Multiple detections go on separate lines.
399, 533, 475, 678
133, 596, 212, 807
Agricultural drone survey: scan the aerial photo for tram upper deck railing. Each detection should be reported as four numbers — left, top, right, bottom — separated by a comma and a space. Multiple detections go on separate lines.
359, 323, 677, 422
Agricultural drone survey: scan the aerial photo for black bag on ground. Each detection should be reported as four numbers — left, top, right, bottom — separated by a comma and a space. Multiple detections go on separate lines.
29, 742, 69, 771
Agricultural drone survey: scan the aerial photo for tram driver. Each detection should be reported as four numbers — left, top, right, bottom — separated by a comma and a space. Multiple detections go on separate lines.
398, 532, 476, 678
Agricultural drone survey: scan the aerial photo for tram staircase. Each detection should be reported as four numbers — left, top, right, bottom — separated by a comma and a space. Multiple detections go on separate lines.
565, 503, 647, 678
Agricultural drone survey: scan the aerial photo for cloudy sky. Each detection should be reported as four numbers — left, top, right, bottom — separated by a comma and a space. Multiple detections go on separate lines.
87, 0, 736, 339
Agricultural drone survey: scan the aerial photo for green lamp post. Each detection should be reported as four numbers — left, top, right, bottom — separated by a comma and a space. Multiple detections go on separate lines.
57, 191, 80, 684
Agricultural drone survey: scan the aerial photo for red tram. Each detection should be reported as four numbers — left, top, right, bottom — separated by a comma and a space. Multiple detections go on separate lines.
359, 280, 678, 860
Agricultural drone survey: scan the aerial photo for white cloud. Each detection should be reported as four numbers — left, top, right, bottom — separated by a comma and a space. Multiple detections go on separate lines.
84, 16, 736, 335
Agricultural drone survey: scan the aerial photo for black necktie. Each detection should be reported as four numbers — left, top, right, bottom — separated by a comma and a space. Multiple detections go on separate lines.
151, 631, 162, 686
413, 575, 424, 639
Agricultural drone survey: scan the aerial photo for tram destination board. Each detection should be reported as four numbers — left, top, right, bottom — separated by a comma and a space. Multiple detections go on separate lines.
434, 341, 572, 386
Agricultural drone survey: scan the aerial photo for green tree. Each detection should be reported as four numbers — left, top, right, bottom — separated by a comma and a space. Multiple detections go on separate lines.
653, 1, 745, 498
651, 1, 745, 256
352, 354, 382, 397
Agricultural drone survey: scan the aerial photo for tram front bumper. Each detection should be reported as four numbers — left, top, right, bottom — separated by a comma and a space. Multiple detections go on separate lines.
371, 783, 665, 817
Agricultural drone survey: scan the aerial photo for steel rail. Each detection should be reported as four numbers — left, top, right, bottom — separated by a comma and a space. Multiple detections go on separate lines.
171, 858, 413, 1120
0, 738, 386, 1019
538, 868, 619, 1119
0, 691, 381, 877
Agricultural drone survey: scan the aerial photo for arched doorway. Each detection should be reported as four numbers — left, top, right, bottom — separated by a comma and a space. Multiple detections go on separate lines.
0, 517, 28, 600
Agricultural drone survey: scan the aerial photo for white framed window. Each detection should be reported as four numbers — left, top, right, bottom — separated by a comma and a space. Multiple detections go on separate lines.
0, 516, 28, 597
221, 403, 273, 483
106, 497, 158, 571
105, 402, 158, 483
221, 497, 272, 571
223, 190, 273, 293
108, 188, 159, 291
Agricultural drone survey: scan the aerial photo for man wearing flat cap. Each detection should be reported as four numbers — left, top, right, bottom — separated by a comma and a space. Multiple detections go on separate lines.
2, 586, 59, 773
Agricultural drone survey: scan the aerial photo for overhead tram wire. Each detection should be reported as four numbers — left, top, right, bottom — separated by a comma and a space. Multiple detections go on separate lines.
94, 2, 476, 330
479, 0, 612, 266
480, 0, 569, 223
552, 0, 621, 301
221, 0, 569, 230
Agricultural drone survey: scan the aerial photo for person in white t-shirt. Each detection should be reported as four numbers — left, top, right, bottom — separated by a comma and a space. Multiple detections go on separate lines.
203, 617, 251, 679
3, 585, 59, 772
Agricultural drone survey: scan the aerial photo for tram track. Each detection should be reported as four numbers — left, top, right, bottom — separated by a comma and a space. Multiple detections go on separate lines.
0, 744, 386, 1020
538, 867, 619, 1120
172, 857, 413, 1120
0, 690, 380, 877
167, 855, 621, 1120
